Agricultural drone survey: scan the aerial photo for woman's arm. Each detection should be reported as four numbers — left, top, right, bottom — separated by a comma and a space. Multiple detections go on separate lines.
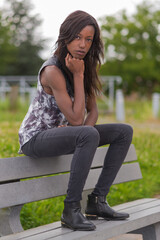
41, 54, 86, 126
84, 95, 98, 126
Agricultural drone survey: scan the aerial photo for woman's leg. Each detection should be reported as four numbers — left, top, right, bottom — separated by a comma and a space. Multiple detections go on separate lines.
85, 123, 133, 221
92, 123, 133, 196
22, 125, 100, 202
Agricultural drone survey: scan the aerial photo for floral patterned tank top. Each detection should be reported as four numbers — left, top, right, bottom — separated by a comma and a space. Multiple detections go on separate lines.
18, 55, 73, 153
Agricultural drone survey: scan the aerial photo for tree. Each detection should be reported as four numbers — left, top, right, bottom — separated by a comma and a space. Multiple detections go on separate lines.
0, 0, 46, 75
0, 10, 17, 75
99, 1, 160, 95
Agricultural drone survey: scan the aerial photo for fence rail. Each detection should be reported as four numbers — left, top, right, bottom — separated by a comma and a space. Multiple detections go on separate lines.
0, 75, 126, 120
0, 76, 37, 102
0, 76, 37, 84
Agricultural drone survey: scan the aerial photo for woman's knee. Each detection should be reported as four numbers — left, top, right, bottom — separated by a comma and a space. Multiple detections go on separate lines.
78, 126, 100, 146
120, 124, 133, 143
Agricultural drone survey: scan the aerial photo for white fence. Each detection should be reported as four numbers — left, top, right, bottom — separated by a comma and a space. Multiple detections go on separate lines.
0, 75, 126, 121
0, 76, 37, 103
100, 76, 122, 112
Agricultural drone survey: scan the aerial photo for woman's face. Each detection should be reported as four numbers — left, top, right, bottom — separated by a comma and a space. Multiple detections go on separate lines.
66, 25, 95, 59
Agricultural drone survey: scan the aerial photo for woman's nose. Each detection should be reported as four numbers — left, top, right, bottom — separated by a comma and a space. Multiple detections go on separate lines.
79, 39, 85, 48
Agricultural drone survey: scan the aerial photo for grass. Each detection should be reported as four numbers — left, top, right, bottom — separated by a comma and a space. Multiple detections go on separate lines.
0, 96, 160, 229
97, 97, 160, 205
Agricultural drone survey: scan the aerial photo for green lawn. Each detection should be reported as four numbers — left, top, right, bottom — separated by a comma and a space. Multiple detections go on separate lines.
0, 97, 160, 229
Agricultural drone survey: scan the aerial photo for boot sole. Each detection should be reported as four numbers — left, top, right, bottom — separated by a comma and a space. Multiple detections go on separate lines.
85, 214, 129, 221
61, 221, 96, 231
85, 214, 98, 220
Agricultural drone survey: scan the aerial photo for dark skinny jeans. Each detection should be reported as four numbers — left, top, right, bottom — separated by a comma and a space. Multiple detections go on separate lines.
22, 123, 133, 202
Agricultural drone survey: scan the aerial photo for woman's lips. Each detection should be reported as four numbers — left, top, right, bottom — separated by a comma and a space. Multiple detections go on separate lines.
75, 50, 86, 56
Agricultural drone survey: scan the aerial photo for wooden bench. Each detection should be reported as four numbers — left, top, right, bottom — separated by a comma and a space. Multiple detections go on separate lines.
0, 144, 160, 240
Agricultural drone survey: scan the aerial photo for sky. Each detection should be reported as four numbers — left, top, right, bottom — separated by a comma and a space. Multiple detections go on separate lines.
0, 0, 157, 58
31, 0, 143, 58
31, 0, 141, 41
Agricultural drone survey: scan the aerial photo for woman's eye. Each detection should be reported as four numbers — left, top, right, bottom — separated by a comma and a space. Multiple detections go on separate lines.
75, 35, 80, 39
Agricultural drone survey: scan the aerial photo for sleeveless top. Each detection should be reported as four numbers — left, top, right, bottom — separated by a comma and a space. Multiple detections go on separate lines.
18, 55, 74, 153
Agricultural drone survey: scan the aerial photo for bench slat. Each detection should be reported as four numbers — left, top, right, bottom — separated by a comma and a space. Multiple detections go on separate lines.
113, 198, 157, 211
0, 163, 142, 208
0, 145, 137, 182
52, 205, 160, 240
1, 198, 160, 240
113, 199, 160, 215
0, 222, 64, 240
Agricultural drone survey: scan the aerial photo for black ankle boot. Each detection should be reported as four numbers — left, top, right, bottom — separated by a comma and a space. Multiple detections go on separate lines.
85, 194, 129, 220
61, 201, 96, 231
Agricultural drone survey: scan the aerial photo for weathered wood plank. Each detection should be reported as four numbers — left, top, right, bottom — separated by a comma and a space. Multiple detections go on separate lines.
0, 219, 104, 240
113, 162, 142, 184
2, 199, 155, 240
0, 222, 62, 240
108, 234, 143, 240
0, 163, 141, 208
0, 143, 142, 240
41, 203, 160, 240
0, 145, 136, 182
2, 199, 160, 240
114, 198, 160, 215
113, 198, 158, 211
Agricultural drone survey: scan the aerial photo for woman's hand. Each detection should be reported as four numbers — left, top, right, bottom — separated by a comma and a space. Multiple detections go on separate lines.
65, 53, 84, 77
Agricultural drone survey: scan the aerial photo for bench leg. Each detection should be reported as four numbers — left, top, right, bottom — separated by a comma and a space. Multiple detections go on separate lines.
131, 222, 160, 240
154, 222, 160, 240
0, 205, 23, 237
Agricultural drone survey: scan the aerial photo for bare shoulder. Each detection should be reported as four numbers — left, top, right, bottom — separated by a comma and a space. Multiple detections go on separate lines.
43, 65, 62, 76
41, 65, 66, 93
42, 65, 64, 83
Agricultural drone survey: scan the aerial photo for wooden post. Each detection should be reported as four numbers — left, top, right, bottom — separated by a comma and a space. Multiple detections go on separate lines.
9, 85, 19, 110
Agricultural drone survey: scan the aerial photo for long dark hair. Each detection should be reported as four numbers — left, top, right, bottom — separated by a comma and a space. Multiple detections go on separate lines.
54, 10, 104, 97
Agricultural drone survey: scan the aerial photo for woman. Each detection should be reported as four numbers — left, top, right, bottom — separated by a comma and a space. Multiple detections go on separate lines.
19, 10, 133, 231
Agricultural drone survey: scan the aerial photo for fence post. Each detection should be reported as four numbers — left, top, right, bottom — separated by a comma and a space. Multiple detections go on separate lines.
9, 85, 19, 110
116, 89, 125, 121
108, 79, 114, 112
19, 77, 26, 102
0, 78, 7, 101
152, 93, 160, 118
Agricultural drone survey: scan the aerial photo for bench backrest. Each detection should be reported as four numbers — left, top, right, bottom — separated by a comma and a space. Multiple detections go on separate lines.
0, 144, 142, 208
